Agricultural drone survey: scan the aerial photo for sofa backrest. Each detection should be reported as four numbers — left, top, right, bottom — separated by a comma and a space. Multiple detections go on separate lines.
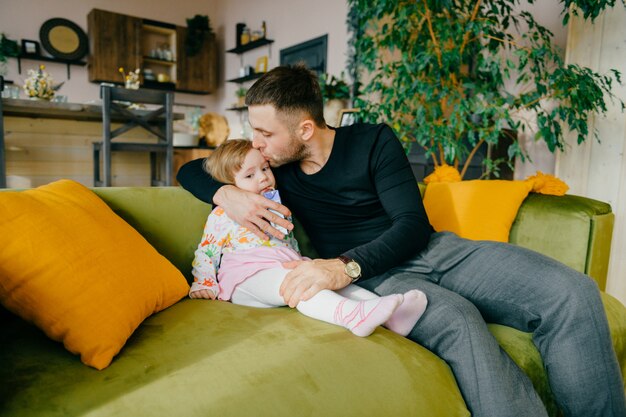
91, 186, 613, 290
93, 187, 212, 283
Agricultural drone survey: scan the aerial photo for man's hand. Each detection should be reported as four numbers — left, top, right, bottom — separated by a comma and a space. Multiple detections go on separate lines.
280, 259, 352, 307
214, 185, 293, 240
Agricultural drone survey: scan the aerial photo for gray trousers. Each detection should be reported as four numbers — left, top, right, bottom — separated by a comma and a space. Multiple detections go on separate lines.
358, 232, 625, 417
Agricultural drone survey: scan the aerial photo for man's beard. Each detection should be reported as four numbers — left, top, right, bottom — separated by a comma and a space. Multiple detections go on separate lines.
268, 134, 310, 167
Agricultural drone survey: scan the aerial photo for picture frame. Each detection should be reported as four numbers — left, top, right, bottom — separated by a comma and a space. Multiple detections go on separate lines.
339, 108, 359, 127
21, 39, 40, 56
255, 56, 268, 74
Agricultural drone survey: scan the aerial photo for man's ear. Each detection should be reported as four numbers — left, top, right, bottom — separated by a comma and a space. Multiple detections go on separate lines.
299, 119, 315, 141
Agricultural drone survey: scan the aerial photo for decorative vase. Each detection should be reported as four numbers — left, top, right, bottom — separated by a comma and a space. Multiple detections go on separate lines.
323, 99, 347, 127
23, 65, 58, 100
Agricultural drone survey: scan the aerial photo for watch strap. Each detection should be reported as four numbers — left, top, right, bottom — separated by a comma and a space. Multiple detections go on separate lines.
337, 255, 352, 265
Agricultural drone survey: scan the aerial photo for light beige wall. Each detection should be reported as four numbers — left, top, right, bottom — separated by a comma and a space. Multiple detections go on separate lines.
1, 0, 349, 135
1, 0, 349, 186
512, 0, 568, 179
210, 0, 350, 137
556, 5, 626, 304
0, 0, 218, 108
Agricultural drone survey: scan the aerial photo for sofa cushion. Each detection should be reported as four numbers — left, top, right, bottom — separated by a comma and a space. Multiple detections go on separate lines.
423, 180, 533, 242
0, 300, 470, 417
2, 293, 625, 417
0, 180, 189, 370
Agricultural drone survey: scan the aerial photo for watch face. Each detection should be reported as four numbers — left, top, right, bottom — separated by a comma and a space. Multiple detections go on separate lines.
345, 261, 361, 278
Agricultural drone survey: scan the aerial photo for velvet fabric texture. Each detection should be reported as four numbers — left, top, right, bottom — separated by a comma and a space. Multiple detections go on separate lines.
509, 193, 614, 290
0, 186, 623, 417
0, 300, 468, 416
0, 181, 189, 369
423, 180, 533, 242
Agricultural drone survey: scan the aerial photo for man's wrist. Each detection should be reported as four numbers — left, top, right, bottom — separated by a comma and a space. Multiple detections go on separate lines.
213, 184, 234, 206
337, 255, 362, 283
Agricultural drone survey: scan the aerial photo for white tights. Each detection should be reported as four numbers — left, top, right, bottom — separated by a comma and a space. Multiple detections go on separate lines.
230, 266, 427, 337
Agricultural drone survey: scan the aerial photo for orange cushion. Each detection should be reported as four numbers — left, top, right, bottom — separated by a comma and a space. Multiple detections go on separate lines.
0, 180, 189, 369
423, 180, 533, 242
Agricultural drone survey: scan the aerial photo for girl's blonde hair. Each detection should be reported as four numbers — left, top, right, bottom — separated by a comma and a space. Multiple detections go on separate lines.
203, 139, 254, 184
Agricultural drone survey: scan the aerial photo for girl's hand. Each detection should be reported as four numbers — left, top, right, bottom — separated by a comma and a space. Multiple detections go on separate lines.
189, 289, 217, 300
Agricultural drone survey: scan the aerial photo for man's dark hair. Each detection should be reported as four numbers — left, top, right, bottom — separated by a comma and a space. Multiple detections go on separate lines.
245, 64, 326, 128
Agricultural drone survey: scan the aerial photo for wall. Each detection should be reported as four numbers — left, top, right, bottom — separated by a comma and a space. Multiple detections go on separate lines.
0, 0, 218, 109
1, 0, 349, 136
511, 1, 568, 179
556, 5, 626, 305
209, 0, 350, 137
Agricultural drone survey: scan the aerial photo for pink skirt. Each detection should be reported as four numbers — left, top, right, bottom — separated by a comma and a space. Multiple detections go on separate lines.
217, 246, 303, 301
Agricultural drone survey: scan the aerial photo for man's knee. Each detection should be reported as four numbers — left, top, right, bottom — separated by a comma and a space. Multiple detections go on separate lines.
409, 292, 488, 348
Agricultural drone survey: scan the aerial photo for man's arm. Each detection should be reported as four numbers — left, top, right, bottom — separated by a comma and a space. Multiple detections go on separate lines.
342, 128, 432, 280
280, 125, 432, 306
176, 158, 221, 204
177, 158, 293, 239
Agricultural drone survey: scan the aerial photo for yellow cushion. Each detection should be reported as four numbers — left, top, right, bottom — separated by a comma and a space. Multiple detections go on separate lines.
0, 180, 189, 369
423, 180, 533, 242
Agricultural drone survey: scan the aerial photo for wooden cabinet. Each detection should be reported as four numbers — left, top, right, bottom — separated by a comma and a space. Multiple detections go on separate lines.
176, 27, 217, 94
172, 147, 213, 185
88, 9, 141, 83
87, 9, 216, 94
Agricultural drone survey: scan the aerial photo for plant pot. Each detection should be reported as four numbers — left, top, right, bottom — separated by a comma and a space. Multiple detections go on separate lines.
323, 99, 347, 127
173, 132, 199, 147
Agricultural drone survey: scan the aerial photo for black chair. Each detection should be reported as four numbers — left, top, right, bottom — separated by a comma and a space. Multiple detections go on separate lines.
0, 76, 5, 188
93, 85, 174, 186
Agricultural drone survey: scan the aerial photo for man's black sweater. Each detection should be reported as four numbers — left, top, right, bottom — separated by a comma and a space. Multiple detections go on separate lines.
177, 123, 433, 280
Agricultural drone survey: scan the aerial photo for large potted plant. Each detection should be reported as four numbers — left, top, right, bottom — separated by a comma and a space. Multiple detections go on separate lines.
319, 72, 351, 126
348, 0, 624, 179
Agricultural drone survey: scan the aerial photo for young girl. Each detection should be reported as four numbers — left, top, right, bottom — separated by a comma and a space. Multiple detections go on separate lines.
189, 139, 427, 337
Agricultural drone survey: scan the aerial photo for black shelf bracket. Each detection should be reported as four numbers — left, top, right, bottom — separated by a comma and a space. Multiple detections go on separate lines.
226, 38, 274, 54
15, 54, 87, 80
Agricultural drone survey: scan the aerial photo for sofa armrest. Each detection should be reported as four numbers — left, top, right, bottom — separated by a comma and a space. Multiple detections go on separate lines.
509, 193, 614, 290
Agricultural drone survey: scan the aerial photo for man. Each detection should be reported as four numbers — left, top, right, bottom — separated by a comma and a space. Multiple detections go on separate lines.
178, 65, 624, 417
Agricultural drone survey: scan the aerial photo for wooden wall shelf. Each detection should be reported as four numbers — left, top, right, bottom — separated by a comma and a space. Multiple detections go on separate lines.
143, 57, 176, 66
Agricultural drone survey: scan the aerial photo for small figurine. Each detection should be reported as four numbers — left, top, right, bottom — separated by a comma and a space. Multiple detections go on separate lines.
118, 67, 141, 89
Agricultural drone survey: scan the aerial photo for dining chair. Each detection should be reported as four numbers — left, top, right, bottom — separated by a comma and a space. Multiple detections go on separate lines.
0, 76, 6, 188
93, 85, 174, 186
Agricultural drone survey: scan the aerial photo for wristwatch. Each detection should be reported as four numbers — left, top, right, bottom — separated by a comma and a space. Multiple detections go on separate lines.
338, 255, 362, 283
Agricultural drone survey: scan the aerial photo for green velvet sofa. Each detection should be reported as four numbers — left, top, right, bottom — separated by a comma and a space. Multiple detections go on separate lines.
1, 187, 625, 417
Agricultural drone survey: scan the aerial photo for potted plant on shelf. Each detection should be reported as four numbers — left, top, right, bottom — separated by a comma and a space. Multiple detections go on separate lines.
319, 72, 352, 126
0, 33, 19, 77
185, 15, 214, 57
347, 0, 624, 179
235, 87, 248, 107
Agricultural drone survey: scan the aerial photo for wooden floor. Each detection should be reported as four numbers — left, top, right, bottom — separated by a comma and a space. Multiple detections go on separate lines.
4, 117, 212, 188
